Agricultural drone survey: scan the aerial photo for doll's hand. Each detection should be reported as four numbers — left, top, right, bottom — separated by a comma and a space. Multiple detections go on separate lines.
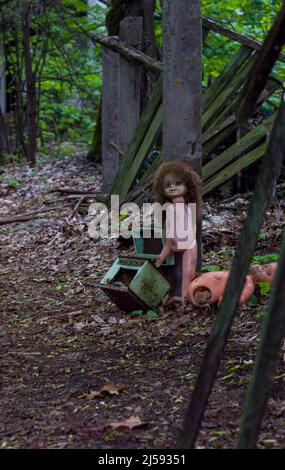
155, 255, 164, 268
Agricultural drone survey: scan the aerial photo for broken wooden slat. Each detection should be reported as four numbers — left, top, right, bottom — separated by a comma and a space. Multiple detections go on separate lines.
203, 55, 255, 131
203, 45, 253, 111
203, 75, 281, 157
111, 75, 162, 196
203, 123, 236, 160
203, 114, 275, 181
202, 142, 267, 196
140, 153, 162, 184
207, 75, 281, 134
117, 104, 162, 199
202, 17, 285, 63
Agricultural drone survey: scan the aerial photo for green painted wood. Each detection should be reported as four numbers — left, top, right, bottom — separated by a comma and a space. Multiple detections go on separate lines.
111, 75, 162, 195
203, 55, 255, 131
118, 104, 163, 198
202, 114, 275, 181
207, 75, 280, 134
140, 153, 162, 184
203, 45, 253, 111
202, 121, 236, 158
202, 142, 267, 196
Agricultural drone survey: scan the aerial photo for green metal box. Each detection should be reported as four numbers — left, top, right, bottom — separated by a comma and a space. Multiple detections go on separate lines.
99, 256, 170, 312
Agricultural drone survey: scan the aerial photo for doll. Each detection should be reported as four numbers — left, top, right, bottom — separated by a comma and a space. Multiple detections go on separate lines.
153, 160, 202, 309
187, 271, 255, 308
249, 262, 277, 283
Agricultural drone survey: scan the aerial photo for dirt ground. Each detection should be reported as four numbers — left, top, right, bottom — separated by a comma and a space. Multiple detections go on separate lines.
0, 151, 284, 449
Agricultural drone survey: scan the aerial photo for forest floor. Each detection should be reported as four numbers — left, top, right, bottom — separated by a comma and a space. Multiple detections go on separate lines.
0, 148, 284, 449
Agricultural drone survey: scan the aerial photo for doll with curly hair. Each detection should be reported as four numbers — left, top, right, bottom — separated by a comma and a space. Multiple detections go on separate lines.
153, 160, 202, 309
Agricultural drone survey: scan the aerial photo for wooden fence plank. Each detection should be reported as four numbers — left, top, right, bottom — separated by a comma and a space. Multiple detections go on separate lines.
118, 104, 162, 198
203, 55, 255, 131
202, 114, 275, 181
202, 17, 285, 62
111, 75, 162, 195
202, 142, 267, 195
203, 45, 253, 111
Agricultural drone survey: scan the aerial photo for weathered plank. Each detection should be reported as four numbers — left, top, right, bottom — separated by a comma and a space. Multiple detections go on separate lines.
117, 103, 162, 198
202, 142, 267, 196
203, 55, 255, 131
203, 114, 275, 181
111, 75, 162, 195
202, 16, 285, 63
203, 45, 253, 111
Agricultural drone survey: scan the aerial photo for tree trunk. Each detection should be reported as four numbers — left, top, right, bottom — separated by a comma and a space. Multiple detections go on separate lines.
22, 8, 37, 164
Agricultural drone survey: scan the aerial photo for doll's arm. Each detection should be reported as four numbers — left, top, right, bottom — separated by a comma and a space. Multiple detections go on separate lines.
155, 241, 172, 268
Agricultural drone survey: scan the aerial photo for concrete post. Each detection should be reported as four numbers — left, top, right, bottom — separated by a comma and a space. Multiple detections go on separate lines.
163, 0, 202, 173
119, 17, 143, 154
102, 47, 119, 193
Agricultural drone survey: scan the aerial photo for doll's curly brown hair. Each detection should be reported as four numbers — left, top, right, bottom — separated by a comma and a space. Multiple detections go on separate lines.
153, 160, 202, 221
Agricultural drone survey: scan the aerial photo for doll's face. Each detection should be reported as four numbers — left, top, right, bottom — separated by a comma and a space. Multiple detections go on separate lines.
163, 173, 187, 199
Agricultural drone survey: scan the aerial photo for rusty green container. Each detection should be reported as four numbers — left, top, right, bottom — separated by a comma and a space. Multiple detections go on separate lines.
100, 256, 170, 311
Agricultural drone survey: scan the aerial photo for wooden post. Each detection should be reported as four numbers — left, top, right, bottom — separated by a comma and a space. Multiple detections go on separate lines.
119, 17, 143, 155
163, 0, 202, 291
102, 46, 119, 193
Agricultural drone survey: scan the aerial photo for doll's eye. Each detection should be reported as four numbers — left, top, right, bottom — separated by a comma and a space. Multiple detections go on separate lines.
176, 181, 182, 185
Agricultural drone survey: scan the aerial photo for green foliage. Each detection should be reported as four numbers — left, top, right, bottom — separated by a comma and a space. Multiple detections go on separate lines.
154, 0, 285, 86
257, 310, 268, 321
257, 281, 271, 296
55, 283, 70, 291
202, 265, 222, 272
0, 175, 21, 188
251, 253, 279, 264
1, 0, 106, 155
258, 232, 267, 241
250, 294, 258, 305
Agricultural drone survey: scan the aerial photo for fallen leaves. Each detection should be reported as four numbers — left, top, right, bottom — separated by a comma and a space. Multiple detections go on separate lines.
86, 382, 125, 400
109, 415, 147, 431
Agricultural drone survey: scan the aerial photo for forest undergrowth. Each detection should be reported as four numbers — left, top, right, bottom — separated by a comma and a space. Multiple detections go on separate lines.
0, 149, 284, 449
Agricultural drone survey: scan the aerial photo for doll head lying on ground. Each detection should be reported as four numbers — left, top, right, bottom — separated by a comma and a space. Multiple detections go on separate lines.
187, 271, 255, 307
248, 262, 277, 283
187, 262, 278, 308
